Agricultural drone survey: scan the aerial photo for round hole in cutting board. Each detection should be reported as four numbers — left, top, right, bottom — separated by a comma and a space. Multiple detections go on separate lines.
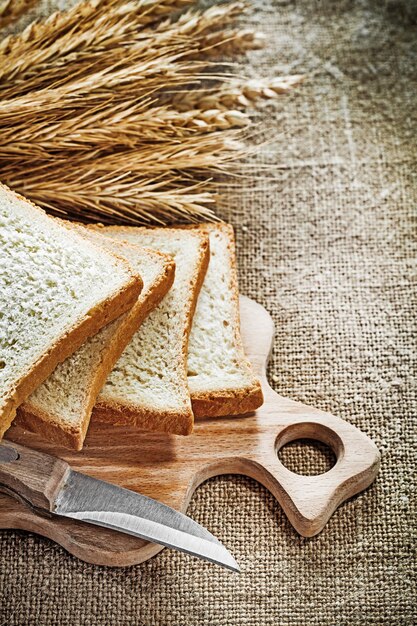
277, 439, 336, 476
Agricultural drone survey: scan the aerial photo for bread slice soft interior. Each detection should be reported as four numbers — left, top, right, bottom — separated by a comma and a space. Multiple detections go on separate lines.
187, 223, 263, 417
91, 226, 210, 435
0, 184, 141, 440
16, 228, 175, 450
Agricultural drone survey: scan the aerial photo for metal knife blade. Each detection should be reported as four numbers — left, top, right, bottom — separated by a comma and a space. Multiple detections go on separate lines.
0, 441, 239, 572
54, 469, 239, 571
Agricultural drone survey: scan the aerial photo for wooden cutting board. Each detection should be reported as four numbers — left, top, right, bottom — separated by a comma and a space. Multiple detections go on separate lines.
0, 297, 380, 566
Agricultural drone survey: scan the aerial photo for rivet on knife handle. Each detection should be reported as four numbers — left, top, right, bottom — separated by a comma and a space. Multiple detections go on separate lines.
0, 440, 70, 511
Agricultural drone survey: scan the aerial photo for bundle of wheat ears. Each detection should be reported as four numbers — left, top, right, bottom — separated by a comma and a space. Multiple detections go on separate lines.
0, 0, 303, 224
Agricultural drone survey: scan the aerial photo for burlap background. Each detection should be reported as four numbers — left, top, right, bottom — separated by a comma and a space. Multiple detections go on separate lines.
1, 1, 416, 624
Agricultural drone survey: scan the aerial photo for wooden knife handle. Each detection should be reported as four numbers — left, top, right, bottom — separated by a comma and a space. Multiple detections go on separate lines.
0, 440, 70, 512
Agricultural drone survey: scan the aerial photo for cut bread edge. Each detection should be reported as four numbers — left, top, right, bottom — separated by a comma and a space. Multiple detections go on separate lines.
191, 384, 264, 419
16, 238, 176, 450
92, 403, 193, 436
92, 226, 211, 436
0, 185, 142, 440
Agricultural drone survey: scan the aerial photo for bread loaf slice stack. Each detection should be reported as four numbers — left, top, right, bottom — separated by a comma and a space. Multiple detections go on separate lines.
16, 231, 175, 450
89, 223, 262, 434
90, 226, 210, 436
1, 185, 263, 448
0, 184, 142, 440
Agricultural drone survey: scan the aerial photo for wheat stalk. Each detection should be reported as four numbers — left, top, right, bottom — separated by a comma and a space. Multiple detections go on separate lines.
3, 169, 222, 224
0, 1, 242, 90
0, 0, 303, 224
1, 103, 250, 155
172, 75, 306, 111
0, 0, 193, 83
197, 28, 266, 57
0, 0, 39, 29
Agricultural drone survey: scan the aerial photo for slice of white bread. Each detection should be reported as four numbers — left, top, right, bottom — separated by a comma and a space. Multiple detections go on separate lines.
187, 223, 263, 417
0, 184, 142, 440
91, 226, 210, 435
16, 229, 175, 450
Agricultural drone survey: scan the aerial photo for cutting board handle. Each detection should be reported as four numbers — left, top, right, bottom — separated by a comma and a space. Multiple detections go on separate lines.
241, 386, 381, 537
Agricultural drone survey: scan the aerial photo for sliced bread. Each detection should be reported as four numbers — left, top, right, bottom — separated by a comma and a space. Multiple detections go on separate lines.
187, 223, 263, 417
91, 226, 210, 435
0, 184, 141, 439
16, 228, 175, 450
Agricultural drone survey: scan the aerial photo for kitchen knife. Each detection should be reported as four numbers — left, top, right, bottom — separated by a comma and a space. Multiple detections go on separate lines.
0, 441, 239, 572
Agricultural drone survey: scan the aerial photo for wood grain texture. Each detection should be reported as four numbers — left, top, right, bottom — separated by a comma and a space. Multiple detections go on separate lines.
0, 441, 69, 511
0, 297, 380, 566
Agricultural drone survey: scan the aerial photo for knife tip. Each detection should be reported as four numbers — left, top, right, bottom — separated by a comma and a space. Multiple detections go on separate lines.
219, 551, 240, 573
229, 562, 241, 573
